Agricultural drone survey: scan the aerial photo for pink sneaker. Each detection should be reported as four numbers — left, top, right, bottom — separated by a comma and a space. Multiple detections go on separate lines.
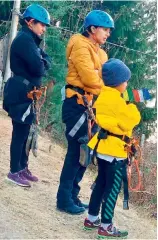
7, 171, 31, 187
22, 168, 38, 182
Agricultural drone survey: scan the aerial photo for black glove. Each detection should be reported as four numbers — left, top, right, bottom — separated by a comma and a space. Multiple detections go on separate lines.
42, 56, 51, 70
39, 48, 52, 70
131, 144, 137, 156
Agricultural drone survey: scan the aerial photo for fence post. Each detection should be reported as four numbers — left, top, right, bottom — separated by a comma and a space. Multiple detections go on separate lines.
2, 0, 21, 92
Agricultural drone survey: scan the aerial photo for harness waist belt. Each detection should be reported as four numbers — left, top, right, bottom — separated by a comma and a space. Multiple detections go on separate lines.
65, 84, 90, 95
97, 128, 131, 144
68, 112, 87, 137
108, 132, 131, 144
13, 75, 34, 87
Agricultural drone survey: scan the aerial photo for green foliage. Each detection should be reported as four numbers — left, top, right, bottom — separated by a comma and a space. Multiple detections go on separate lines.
150, 155, 157, 164
1, 1, 157, 140
139, 107, 157, 138
42, 0, 156, 139
151, 196, 157, 205
0, 1, 13, 38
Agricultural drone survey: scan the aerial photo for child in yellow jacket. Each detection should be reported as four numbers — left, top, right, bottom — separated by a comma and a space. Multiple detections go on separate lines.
83, 58, 141, 238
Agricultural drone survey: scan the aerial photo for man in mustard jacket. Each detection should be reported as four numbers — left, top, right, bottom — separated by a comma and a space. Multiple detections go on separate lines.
83, 59, 141, 238
57, 10, 114, 214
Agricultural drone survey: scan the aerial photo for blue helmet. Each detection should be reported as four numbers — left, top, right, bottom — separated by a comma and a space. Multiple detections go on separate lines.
84, 10, 114, 29
23, 4, 50, 26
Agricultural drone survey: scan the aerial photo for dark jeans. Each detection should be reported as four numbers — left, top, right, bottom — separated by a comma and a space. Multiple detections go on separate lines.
88, 158, 125, 223
10, 120, 30, 173
57, 137, 86, 207
57, 96, 97, 208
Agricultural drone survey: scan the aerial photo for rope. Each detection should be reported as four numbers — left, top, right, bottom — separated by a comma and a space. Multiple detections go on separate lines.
83, 95, 144, 192
126, 140, 143, 192
26, 86, 48, 157
106, 41, 155, 57
50, 25, 155, 57
127, 158, 142, 192
0, 10, 155, 57
26, 81, 55, 157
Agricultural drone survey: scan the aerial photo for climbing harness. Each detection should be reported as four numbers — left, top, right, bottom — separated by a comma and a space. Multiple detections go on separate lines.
27, 86, 47, 124
82, 95, 96, 140
66, 84, 143, 208
66, 84, 144, 211
67, 84, 96, 138
66, 84, 96, 167
90, 128, 143, 210
26, 122, 38, 157
126, 138, 143, 192
65, 84, 94, 107
25, 86, 47, 157
79, 95, 96, 167
67, 85, 95, 140
123, 137, 143, 209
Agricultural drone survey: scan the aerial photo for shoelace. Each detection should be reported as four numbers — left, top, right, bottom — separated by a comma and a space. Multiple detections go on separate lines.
108, 224, 120, 234
94, 218, 101, 225
19, 171, 25, 180
26, 169, 32, 176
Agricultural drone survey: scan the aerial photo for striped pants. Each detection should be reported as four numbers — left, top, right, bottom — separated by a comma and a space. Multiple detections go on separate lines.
88, 158, 126, 223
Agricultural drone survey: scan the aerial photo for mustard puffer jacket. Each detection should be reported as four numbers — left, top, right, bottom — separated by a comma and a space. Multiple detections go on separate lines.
66, 34, 108, 97
88, 86, 141, 158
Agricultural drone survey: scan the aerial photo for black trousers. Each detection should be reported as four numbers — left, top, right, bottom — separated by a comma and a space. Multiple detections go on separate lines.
10, 120, 30, 173
57, 96, 98, 208
57, 137, 86, 207
57, 97, 89, 207
88, 158, 125, 223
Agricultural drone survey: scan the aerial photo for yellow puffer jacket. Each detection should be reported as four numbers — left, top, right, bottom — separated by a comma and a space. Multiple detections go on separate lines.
88, 86, 141, 158
66, 34, 108, 97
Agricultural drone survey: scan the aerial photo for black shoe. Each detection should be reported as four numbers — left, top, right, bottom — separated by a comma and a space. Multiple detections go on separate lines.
74, 198, 89, 209
57, 204, 85, 215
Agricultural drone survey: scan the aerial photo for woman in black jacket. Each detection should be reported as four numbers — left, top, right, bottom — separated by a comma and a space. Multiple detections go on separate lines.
3, 4, 51, 187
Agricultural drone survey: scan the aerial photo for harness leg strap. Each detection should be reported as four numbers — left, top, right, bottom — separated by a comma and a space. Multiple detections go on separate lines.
122, 160, 129, 210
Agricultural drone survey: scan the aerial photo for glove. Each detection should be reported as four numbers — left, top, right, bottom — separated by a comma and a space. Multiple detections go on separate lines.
39, 48, 52, 70
42, 56, 51, 70
131, 143, 137, 156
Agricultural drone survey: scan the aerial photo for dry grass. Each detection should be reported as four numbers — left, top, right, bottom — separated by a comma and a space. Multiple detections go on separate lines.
130, 142, 157, 219
0, 110, 157, 239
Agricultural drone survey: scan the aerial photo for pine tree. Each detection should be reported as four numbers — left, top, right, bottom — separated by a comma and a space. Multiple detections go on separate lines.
39, 1, 156, 139
1, 1, 156, 139
0, 1, 13, 38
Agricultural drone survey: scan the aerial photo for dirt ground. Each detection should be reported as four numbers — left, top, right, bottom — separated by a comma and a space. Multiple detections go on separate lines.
0, 109, 157, 239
